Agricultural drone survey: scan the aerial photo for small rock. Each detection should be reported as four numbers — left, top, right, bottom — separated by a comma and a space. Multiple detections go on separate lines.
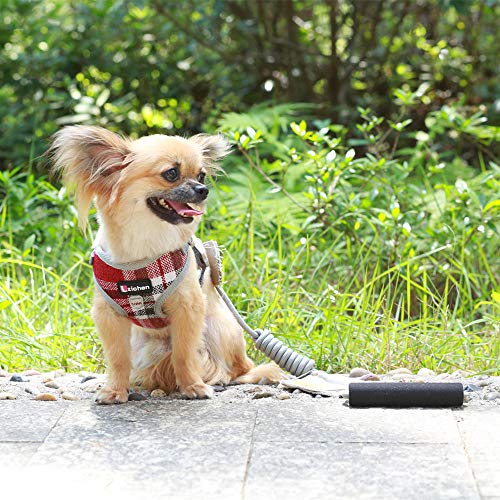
476, 379, 492, 387
22, 369, 41, 376
360, 374, 381, 381
293, 389, 301, 394
34, 393, 57, 401
484, 391, 500, 401
417, 368, 436, 378
128, 392, 147, 401
211, 385, 226, 392
451, 369, 471, 378
315, 394, 323, 399
392, 373, 418, 381
476, 375, 489, 380
61, 392, 79, 401
464, 393, 474, 403
24, 386, 39, 395
81, 375, 97, 384
246, 386, 263, 393
10, 374, 28, 382
276, 392, 291, 400
349, 368, 370, 378
0, 392, 17, 400
150, 389, 167, 398
435, 373, 450, 381
44, 381, 60, 389
0, 370, 9, 377
339, 390, 349, 399
82, 380, 104, 393
42, 376, 54, 384
389, 368, 413, 375
52, 369, 65, 378
252, 391, 274, 399
78, 370, 93, 378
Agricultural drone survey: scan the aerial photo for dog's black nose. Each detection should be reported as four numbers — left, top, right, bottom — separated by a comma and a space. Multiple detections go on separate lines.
193, 183, 209, 199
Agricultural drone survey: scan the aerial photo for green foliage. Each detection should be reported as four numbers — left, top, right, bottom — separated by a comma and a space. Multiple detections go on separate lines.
1, 0, 498, 168
1, 102, 498, 373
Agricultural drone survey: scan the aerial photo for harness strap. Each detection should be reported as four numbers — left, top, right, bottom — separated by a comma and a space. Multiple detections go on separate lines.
189, 241, 208, 286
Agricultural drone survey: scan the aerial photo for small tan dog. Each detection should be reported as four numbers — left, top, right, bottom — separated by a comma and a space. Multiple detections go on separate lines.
50, 126, 281, 404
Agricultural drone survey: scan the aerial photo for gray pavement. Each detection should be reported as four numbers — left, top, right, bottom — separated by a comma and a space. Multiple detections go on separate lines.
0, 398, 499, 500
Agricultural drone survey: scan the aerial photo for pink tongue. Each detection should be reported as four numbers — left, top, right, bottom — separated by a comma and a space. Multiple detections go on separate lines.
167, 200, 204, 217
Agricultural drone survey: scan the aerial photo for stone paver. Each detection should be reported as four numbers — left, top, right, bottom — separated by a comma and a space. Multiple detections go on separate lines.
455, 409, 500, 498
0, 398, 498, 500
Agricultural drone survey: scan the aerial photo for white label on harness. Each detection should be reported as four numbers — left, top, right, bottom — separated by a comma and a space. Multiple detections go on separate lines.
129, 295, 145, 311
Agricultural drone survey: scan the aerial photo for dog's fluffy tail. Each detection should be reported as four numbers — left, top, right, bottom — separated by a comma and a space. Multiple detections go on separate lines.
233, 362, 283, 385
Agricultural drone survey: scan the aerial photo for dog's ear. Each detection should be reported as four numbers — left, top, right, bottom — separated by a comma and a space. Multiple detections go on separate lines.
189, 133, 231, 174
49, 125, 132, 232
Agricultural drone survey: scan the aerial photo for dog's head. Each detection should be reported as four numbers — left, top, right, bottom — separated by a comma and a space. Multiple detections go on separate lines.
49, 126, 230, 234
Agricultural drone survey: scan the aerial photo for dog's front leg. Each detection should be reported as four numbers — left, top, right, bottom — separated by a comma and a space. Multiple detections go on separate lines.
92, 295, 132, 404
168, 288, 213, 399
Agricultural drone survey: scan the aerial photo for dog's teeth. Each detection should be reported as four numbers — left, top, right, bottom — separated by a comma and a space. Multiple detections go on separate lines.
158, 198, 167, 206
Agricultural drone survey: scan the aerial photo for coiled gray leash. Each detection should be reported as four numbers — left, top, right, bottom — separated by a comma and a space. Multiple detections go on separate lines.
203, 241, 316, 378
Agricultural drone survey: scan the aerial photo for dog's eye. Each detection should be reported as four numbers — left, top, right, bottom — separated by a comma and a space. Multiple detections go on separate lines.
197, 172, 206, 184
162, 167, 179, 182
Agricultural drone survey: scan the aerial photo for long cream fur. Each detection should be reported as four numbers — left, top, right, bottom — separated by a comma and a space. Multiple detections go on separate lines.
49, 125, 282, 403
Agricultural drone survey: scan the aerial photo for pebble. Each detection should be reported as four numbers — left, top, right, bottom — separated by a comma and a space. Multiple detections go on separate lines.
435, 373, 450, 381
34, 393, 57, 401
82, 380, 104, 393
475, 379, 492, 387
81, 375, 96, 384
315, 394, 323, 399
276, 392, 291, 400
10, 374, 28, 382
483, 391, 500, 401
44, 381, 60, 389
417, 368, 436, 377
0, 392, 17, 400
128, 392, 147, 401
349, 368, 370, 378
0, 370, 9, 377
150, 389, 167, 398
389, 368, 413, 375
211, 385, 226, 392
252, 391, 274, 399
246, 386, 263, 393
22, 369, 41, 376
360, 374, 381, 381
42, 376, 54, 384
61, 392, 79, 401
391, 373, 419, 381
24, 386, 39, 395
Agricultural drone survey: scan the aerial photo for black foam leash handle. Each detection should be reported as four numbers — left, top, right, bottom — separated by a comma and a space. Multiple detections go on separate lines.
349, 382, 464, 408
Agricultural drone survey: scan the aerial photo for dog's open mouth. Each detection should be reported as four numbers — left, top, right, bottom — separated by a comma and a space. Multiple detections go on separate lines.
147, 196, 204, 224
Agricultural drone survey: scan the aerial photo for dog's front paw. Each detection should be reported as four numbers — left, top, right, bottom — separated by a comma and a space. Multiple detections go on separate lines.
95, 386, 129, 405
180, 382, 214, 400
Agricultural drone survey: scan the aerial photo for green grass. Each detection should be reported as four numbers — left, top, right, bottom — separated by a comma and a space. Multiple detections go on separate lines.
1, 170, 498, 375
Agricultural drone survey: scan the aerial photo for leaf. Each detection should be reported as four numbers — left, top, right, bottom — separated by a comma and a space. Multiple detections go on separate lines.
246, 127, 256, 139
391, 205, 400, 219
326, 150, 336, 163
483, 200, 500, 213
345, 149, 355, 162
492, 291, 500, 303
96, 88, 110, 107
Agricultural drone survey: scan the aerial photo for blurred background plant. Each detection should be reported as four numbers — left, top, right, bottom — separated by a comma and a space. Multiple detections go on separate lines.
0, 0, 498, 373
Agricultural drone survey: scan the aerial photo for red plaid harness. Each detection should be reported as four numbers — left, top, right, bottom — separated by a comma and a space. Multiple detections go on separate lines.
91, 243, 195, 329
